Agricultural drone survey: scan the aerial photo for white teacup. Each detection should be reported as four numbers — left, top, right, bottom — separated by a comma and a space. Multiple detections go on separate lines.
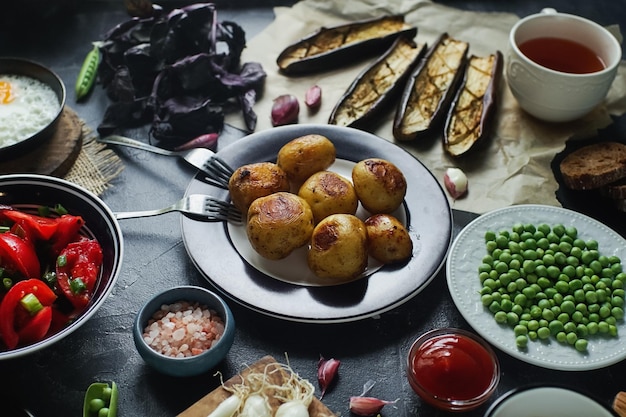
506, 8, 622, 122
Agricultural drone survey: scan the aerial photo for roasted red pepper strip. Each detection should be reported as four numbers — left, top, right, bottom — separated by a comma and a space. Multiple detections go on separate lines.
0, 208, 59, 241
56, 239, 103, 310
51, 214, 85, 256
0, 232, 40, 279
0, 279, 57, 349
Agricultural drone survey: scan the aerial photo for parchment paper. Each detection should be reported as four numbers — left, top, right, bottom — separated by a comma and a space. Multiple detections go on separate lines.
225, 0, 626, 214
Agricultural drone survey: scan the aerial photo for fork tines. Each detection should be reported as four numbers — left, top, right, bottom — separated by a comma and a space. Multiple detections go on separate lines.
203, 156, 235, 189
204, 197, 242, 223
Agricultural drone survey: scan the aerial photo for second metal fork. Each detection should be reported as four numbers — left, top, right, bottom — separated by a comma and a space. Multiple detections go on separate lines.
98, 135, 234, 189
114, 194, 242, 223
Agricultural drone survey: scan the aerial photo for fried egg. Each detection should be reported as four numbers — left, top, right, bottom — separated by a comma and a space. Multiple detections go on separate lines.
0, 74, 61, 147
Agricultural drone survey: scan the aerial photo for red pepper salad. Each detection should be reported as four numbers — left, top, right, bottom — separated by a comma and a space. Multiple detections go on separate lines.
0, 205, 103, 351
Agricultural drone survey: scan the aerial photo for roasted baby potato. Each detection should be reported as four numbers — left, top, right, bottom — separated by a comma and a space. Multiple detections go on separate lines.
307, 214, 368, 282
276, 134, 336, 186
247, 192, 314, 260
352, 158, 407, 214
298, 171, 358, 223
228, 162, 290, 213
328, 36, 426, 128
444, 51, 503, 157
393, 33, 469, 141
365, 214, 412, 264
276, 15, 417, 75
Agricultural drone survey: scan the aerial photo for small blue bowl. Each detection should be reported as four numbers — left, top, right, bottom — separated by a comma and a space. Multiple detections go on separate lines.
133, 286, 235, 377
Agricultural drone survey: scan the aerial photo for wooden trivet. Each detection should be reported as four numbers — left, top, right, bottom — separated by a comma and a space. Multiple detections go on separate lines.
0, 106, 83, 177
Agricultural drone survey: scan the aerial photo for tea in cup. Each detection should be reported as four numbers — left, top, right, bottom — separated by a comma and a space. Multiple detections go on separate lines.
506, 8, 621, 122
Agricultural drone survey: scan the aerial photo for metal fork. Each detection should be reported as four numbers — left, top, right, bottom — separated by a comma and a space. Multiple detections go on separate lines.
98, 135, 234, 189
114, 194, 242, 223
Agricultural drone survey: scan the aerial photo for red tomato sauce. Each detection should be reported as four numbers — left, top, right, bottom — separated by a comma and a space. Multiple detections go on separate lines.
409, 333, 496, 400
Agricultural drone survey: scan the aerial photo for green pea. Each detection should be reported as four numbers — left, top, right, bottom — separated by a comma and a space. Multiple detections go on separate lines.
590, 260, 603, 274
496, 235, 509, 249
548, 319, 563, 335
516, 335, 528, 348
537, 326, 551, 340
485, 231, 496, 242
90, 398, 106, 412
101, 387, 112, 402
554, 280, 569, 294
494, 311, 507, 324
585, 291, 598, 304
98, 408, 110, 417
575, 338, 588, 352
481, 294, 494, 306
565, 332, 578, 345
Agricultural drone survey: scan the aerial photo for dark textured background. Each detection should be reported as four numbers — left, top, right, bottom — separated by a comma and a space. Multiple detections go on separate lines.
0, 2, 625, 416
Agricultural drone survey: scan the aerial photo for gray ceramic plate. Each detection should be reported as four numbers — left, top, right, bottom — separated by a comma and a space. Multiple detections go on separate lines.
182, 124, 452, 323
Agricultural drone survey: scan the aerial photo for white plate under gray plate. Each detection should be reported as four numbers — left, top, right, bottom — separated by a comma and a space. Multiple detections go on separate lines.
446, 204, 626, 371
181, 124, 453, 323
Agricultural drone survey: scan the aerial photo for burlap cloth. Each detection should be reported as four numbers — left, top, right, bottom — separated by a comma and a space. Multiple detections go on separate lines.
65, 122, 124, 196
225, 0, 626, 214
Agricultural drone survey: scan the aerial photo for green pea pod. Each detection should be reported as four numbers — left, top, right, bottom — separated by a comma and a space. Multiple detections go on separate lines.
75, 43, 100, 101
83, 381, 118, 417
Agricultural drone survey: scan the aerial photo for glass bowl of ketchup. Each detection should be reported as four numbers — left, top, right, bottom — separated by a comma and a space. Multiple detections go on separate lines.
407, 328, 500, 412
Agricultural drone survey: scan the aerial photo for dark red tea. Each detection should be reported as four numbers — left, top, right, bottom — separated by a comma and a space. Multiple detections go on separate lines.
518, 37, 606, 74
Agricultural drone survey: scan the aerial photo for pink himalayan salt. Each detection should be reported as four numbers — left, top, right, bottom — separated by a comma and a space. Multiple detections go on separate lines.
142, 300, 225, 358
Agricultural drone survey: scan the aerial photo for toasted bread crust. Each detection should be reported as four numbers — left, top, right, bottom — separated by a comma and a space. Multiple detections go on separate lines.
603, 177, 626, 199
559, 142, 626, 190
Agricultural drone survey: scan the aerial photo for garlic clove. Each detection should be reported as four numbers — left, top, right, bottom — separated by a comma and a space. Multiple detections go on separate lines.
271, 94, 300, 126
349, 396, 398, 416
317, 356, 340, 399
444, 167, 468, 199
305, 85, 322, 110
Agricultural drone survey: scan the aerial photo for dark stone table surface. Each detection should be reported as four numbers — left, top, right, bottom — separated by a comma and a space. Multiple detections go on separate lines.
0, 1, 625, 416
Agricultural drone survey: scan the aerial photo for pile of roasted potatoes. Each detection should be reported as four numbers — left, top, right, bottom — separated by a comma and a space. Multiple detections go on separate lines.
276, 15, 503, 157
228, 134, 413, 284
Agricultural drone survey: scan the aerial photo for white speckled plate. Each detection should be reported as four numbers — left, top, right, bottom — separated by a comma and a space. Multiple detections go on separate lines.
446, 204, 626, 371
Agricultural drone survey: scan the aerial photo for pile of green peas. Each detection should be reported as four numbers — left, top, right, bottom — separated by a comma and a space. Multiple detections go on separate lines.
478, 222, 625, 352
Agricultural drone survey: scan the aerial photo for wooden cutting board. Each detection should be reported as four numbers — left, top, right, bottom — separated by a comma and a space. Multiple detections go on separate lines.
177, 355, 336, 417
0, 106, 82, 177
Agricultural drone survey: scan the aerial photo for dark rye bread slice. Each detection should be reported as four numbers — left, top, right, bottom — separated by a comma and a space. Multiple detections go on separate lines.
559, 142, 626, 190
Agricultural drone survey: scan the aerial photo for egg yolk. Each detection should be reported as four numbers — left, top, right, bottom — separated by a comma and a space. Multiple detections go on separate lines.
0, 81, 15, 104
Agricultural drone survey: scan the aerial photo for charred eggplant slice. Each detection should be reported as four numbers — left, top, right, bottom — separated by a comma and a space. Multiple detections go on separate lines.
277, 15, 417, 75
444, 51, 503, 157
328, 36, 426, 128
393, 33, 469, 141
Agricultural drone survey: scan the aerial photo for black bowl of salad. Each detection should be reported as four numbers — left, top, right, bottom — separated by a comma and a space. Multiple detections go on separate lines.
0, 174, 123, 359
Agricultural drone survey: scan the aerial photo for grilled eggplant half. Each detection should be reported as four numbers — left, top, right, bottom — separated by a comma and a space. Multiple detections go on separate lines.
277, 15, 417, 75
393, 33, 469, 141
328, 36, 426, 128
444, 51, 503, 157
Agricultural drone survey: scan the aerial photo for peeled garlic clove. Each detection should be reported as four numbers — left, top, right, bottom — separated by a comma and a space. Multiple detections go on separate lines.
444, 167, 468, 199
271, 94, 300, 126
